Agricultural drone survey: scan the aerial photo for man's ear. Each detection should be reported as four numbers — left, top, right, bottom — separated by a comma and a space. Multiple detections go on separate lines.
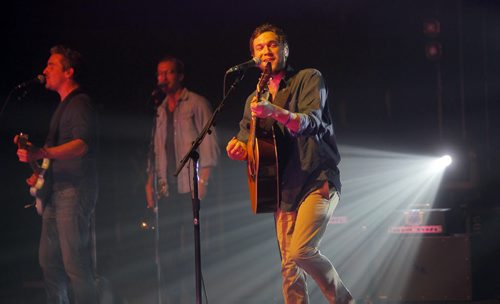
179, 73, 185, 83
65, 67, 75, 79
283, 43, 289, 60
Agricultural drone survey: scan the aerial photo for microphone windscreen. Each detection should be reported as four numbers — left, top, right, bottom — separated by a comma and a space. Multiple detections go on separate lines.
36, 75, 46, 84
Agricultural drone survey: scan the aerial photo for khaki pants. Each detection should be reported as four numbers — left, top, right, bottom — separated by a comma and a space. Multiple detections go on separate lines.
275, 182, 353, 304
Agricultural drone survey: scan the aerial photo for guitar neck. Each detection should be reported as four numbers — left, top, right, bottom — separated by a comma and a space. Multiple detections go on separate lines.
16, 133, 46, 174
29, 160, 43, 175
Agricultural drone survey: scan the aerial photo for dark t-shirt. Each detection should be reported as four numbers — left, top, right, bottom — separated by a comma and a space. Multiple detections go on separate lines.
45, 88, 97, 191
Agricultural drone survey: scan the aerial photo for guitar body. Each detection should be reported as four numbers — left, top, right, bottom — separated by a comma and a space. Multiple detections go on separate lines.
29, 169, 51, 215
246, 62, 279, 214
16, 133, 51, 215
247, 121, 279, 213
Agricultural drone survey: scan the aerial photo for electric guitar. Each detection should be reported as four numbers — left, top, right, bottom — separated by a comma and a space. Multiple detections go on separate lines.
15, 133, 51, 215
246, 62, 279, 213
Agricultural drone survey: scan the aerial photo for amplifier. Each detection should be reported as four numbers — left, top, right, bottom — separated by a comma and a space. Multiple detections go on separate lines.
388, 208, 450, 235
374, 235, 472, 301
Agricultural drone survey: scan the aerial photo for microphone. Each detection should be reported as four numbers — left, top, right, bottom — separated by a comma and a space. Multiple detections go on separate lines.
151, 84, 166, 106
226, 57, 261, 74
15, 75, 46, 90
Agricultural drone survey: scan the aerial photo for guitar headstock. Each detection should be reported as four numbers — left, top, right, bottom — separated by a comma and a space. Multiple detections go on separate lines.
15, 133, 30, 150
14, 132, 40, 170
257, 62, 272, 93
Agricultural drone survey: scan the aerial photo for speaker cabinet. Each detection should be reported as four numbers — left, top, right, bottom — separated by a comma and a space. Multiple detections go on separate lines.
374, 236, 471, 301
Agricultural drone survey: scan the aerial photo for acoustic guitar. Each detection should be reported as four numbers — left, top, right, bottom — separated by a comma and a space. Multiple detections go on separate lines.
246, 62, 279, 213
15, 133, 51, 215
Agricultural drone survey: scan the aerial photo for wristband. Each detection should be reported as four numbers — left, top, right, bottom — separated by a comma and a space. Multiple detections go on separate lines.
284, 111, 292, 127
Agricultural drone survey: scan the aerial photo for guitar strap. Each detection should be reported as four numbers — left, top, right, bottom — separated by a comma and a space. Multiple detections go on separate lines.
46, 88, 81, 147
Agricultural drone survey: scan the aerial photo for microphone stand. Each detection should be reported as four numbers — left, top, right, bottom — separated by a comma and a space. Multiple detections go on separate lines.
0, 86, 30, 120
147, 101, 162, 304
174, 70, 247, 304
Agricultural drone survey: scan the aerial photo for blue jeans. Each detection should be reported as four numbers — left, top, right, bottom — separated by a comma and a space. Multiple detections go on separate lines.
39, 186, 98, 303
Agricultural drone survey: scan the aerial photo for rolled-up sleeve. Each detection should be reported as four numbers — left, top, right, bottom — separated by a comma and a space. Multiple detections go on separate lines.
291, 69, 328, 137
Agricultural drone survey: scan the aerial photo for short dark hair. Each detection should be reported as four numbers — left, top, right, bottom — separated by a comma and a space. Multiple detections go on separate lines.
249, 23, 288, 56
158, 55, 185, 75
50, 45, 84, 82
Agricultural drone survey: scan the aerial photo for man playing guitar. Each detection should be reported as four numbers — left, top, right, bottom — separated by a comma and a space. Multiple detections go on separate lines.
15, 45, 98, 303
226, 24, 355, 304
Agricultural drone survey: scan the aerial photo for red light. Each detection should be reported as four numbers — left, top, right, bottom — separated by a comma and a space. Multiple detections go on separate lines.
423, 19, 441, 37
425, 41, 442, 60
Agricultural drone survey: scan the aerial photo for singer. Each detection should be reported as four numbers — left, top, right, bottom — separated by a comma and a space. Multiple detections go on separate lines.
144, 55, 219, 302
14, 45, 98, 303
226, 24, 355, 304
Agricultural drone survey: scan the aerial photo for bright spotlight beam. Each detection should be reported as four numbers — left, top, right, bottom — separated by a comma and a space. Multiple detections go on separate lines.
432, 155, 452, 171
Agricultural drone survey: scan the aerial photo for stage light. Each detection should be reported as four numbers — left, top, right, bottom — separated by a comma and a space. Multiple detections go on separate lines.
423, 18, 440, 37
423, 18, 442, 61
425, 41, 442, 60
432, 154, 452, 170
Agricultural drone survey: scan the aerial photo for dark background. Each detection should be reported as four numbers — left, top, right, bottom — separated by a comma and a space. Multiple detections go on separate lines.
1, 0, 499, 303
